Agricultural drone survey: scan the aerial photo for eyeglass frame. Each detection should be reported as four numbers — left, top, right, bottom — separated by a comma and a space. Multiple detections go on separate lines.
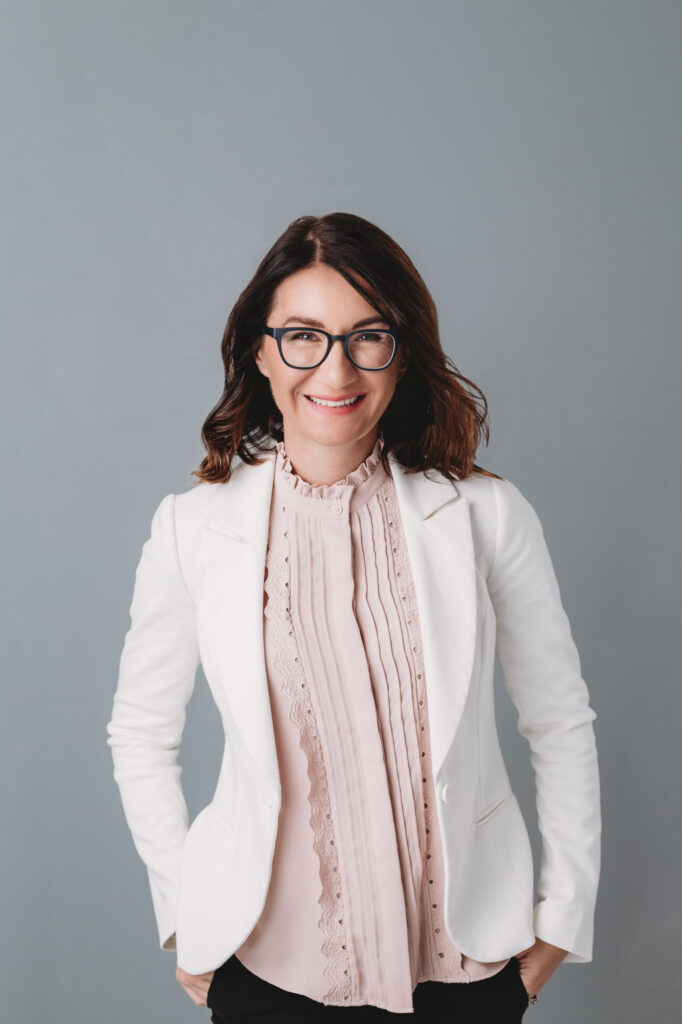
260, 324, 402, 371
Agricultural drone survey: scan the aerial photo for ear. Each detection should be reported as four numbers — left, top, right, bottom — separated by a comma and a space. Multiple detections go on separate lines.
252, 338, 270, 378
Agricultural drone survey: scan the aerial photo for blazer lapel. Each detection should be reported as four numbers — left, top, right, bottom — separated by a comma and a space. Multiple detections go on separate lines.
201, 450, 478, 788
202, 454, 277, 787
390, 461, 478, 778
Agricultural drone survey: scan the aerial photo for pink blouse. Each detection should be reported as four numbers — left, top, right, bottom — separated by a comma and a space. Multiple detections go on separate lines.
234, 434, 510, 1013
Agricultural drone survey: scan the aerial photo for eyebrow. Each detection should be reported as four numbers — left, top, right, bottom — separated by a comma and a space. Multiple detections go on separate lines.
281, 315, 390, 330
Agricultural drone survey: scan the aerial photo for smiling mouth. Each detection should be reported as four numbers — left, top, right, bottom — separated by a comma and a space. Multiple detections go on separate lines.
304, 394, 366, 407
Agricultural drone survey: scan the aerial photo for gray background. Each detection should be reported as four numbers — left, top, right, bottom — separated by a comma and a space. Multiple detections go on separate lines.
2, 2, 680, 1021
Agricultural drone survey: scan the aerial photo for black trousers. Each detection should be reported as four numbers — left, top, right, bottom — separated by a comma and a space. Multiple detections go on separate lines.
207, 953, 530, 1023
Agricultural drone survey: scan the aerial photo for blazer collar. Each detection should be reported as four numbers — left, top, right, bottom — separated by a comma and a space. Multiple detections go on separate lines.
207, 447, 461, 542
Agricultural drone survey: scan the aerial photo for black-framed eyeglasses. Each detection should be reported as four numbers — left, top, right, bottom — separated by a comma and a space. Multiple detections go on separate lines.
260, 325, 401, 371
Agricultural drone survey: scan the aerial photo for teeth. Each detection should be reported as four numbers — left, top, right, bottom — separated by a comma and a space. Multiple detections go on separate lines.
307, 395, 362, 407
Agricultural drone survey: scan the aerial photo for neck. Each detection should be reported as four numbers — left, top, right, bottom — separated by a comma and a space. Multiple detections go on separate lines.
279, 431, 381, 487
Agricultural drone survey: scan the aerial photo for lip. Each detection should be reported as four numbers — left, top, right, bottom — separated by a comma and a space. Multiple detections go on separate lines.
304, 393, 366, 400
304, 393, 368, 415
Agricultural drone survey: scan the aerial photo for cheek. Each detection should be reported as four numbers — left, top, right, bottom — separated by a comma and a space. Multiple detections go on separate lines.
376, 377, 399, 408
268, 368, 302, 405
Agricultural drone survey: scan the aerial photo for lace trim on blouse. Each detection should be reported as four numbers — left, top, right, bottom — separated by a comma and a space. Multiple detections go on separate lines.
263, 514, 354, 1005
380, 481, 467, 980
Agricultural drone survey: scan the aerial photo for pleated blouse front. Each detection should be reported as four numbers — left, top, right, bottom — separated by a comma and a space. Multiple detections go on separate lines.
234, 434, 510, 1013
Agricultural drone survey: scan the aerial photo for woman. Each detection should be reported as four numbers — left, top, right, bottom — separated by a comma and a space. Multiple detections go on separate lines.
107, 213, 601, 1023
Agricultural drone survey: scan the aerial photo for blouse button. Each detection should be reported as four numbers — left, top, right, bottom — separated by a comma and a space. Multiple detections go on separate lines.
334, 503, 344, 515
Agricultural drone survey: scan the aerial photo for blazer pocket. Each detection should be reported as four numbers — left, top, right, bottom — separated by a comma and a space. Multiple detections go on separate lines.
474, 785, 513, 827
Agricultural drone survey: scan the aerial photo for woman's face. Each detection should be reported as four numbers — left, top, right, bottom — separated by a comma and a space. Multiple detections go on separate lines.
253, 264, 406, 454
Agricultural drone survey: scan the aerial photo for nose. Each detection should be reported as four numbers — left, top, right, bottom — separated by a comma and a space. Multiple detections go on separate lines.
324, 338, 358, 377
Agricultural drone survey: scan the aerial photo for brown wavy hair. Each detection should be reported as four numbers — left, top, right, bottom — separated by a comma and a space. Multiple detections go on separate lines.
191, 212, 502, 485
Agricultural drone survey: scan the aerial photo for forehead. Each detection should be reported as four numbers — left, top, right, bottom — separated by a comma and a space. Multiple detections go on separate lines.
271, 266, 387, 323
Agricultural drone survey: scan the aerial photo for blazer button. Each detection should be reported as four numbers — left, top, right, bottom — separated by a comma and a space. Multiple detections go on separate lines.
441, 782, 451, 803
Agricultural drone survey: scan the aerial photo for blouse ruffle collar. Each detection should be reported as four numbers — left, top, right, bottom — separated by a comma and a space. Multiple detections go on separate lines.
275, 434, 386, 501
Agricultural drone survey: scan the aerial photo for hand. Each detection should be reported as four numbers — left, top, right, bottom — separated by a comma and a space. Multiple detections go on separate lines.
513, 937, 569, 999
176, 964, 216, 1006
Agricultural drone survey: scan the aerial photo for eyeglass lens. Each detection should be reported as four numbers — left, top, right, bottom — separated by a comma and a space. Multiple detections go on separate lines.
280, 329, 395, 369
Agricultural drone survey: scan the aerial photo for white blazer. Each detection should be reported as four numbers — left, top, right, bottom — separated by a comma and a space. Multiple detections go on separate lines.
106, 450, 601, 976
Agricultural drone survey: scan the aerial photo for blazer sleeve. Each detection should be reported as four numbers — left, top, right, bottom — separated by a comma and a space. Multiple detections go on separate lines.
486, 476, 601, 964
106, 492, 200, 953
